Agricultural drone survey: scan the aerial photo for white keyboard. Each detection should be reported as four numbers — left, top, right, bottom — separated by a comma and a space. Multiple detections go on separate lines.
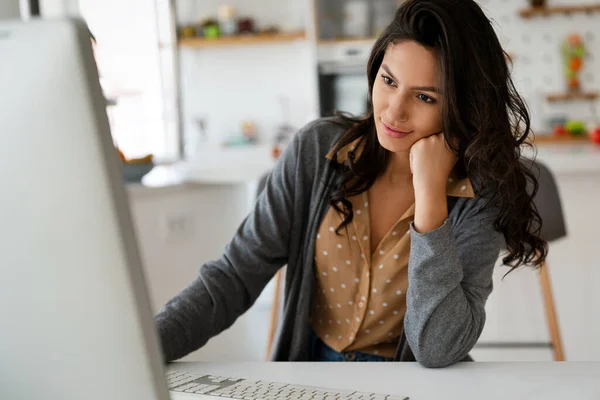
166, 371, 409, 400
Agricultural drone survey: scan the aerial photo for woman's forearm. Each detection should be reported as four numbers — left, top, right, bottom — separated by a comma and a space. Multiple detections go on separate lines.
413, 187, 448, 233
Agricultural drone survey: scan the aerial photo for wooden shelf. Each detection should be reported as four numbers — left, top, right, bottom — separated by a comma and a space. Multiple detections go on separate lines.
530, 134, 590, 144
519, 4, 600, 18
546, 91, 599, 102
178, 32, 306, 48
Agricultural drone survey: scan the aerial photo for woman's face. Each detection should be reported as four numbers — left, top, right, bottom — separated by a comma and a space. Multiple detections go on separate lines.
372, 40, 443, 153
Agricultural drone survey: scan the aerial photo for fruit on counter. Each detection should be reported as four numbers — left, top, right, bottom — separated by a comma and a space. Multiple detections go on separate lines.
565, 120, 587, 136
553, 124, 568, 136
591, 127, 600, 145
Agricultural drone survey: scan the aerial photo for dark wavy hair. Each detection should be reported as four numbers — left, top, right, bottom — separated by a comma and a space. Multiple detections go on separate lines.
328, 0, 547, 272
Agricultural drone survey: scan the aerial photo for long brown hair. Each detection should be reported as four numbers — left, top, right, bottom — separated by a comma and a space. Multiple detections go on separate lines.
328, 0, 547, 272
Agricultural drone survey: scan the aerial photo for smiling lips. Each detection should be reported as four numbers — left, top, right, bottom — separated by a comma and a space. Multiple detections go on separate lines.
382, 121, 413, 139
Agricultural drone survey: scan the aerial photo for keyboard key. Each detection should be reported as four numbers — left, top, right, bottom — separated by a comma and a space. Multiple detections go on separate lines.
174, 383, 195, 392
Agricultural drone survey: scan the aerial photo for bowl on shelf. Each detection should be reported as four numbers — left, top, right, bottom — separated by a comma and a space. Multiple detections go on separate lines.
120, 161, 154, 183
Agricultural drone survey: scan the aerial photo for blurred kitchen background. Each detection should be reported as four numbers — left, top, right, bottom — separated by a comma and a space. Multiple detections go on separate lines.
8, 0, 600, 362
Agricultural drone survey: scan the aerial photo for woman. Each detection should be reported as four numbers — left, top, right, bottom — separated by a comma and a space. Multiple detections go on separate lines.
155, 0, 547, 367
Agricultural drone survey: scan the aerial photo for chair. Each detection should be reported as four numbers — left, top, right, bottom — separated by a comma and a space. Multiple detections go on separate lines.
477, 159, 566, 361
527, 159, 566, 361
266, 269, 285, 360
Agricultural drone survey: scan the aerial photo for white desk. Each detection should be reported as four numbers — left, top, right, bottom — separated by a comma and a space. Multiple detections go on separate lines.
168, 362, 600, 400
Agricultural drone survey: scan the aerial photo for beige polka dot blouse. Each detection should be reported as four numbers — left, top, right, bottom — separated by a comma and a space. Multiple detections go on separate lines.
310, 137, 475, 358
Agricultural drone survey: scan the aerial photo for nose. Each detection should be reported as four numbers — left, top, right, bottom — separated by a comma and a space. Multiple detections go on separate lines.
385, 93, 409, 124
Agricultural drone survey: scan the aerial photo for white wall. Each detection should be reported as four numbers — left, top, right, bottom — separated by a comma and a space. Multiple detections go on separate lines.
180, 43, 319, 148
0, 0, 20, 19
39, 0, 80, 17
78, 0, 166, 159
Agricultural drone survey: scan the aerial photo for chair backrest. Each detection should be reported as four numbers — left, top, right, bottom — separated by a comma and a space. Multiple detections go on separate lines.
523, 158, 567, 243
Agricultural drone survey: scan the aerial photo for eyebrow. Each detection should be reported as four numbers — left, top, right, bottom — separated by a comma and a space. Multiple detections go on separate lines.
381, 64, 440, 93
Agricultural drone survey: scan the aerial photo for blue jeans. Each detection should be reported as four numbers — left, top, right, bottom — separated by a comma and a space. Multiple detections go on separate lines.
308, 330, 393, 362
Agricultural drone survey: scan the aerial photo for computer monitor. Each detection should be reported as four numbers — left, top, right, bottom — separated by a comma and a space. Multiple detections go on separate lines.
0, 19, 171, 400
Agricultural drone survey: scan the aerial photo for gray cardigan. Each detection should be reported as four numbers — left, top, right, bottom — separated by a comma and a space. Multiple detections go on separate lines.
155, 118, 505, 367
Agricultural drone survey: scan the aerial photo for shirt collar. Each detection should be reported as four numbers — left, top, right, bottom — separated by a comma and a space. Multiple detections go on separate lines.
327, 137, 475, 198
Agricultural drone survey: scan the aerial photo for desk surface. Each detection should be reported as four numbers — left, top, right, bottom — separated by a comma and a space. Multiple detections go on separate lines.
168, 362, 600, 400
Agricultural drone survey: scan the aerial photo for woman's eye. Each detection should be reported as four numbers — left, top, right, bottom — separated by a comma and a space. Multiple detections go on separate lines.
417, 93, 436, 103
381, 75, 394, 86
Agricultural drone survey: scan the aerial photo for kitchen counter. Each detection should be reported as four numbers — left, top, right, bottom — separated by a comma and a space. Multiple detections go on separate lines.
126, 144, 276, 198
127, 142, 600, 196
524, 142, 600, 175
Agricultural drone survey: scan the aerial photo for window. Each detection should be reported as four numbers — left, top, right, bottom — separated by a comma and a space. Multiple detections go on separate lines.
78, 0, 180, 161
